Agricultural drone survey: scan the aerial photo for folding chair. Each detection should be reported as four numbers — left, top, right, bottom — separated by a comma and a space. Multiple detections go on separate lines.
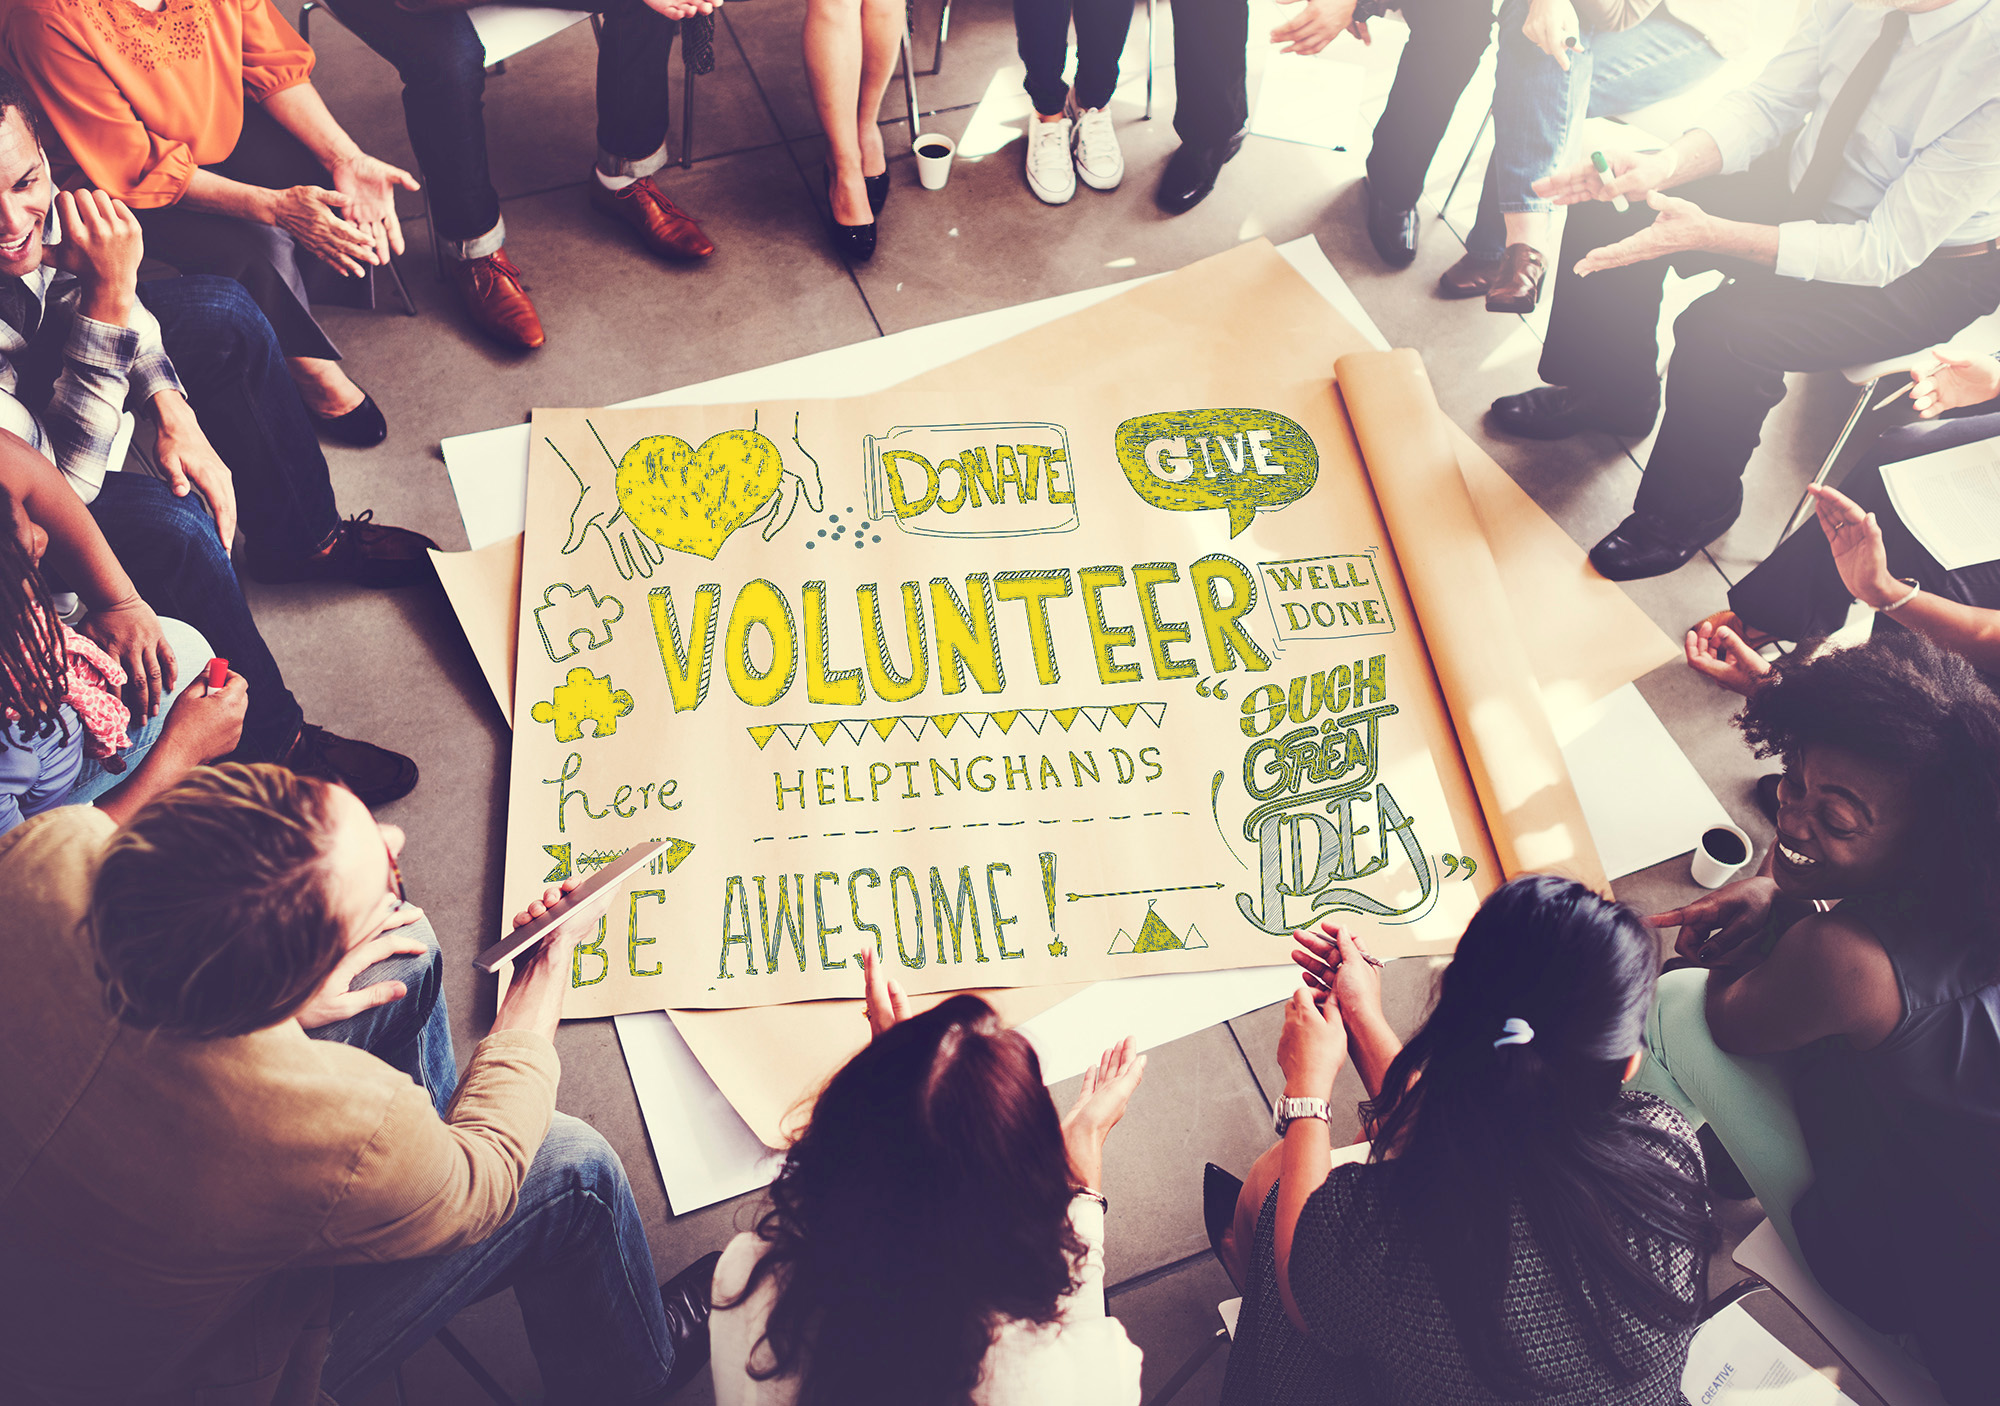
1145, 1296, 1240, 1405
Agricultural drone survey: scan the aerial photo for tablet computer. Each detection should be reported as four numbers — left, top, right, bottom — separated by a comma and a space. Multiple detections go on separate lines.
472, 839, 671, 973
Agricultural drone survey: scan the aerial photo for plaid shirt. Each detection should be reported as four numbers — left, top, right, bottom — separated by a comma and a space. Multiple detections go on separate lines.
0, 207, 183, 503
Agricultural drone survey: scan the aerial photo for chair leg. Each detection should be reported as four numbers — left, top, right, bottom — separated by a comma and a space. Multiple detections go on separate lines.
383, 256, 417, 316
683, 51, 697, 168
1144, 0, 1155, 120
918, 0, 951, 77
392, 1362, 410, 1406
900, 18, 922, 147
1144, 1326, 1228, 1406
1773, 377, 1879, 554
434, 1326, 519, 1406
1441, 108, 1494, 217
298, 0, 315, 43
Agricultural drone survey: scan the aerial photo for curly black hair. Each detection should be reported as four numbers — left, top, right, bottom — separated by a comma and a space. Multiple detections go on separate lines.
1738, 627, 2000, 965
0, 483, 69, 743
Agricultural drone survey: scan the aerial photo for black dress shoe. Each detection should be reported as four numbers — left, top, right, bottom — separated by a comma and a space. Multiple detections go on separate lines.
309, 392, 387, 448
1487, 385, 1658, 441
1155, 131, 1245, 215
282, 724, 419, 807
1589, 510, 1736, 582
865, 170, 890, 215
1364, 179, 1418, 268
242, 511, 440, 589
1203, 1162, 1244, 1269
661, 1249, 723, 1395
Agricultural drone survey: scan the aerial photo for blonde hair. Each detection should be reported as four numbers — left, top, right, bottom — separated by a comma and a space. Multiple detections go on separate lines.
91, 764, 346, 1038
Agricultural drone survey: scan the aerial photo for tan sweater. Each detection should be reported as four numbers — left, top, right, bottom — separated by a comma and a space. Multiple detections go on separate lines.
0, 808, 561, 1406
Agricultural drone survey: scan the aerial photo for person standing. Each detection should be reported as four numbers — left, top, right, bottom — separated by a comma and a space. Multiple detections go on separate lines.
1488, 0, 2000, 581
1016, 0, 1132, 204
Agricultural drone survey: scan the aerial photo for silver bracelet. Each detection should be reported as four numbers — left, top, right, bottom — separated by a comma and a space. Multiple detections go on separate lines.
1880, 577, 1922, 611
1072, 1187, 1109, 1214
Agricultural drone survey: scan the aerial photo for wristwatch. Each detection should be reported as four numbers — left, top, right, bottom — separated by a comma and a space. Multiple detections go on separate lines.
1273, 1096, 1330, 1136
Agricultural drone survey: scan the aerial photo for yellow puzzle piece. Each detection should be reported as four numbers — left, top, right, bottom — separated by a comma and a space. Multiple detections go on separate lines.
530, 667, 635, 743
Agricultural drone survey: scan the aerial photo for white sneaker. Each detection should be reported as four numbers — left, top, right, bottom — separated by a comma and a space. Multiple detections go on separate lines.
1025, 117, 1077, 205
1069, 99, 1124, 191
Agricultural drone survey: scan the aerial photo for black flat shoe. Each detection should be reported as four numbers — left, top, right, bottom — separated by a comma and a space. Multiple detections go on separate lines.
823, 165, 878, 263
1364, 179, 1419, 268
661, 1249, 723, 1395
1155, 131, 1245, 215
308, 392, 387, 448
1697, 1124, 1756, 1201
865, 170, 890, 215
1203, 1162, 1243, 1267
1589, 510, 1736, 582
1487, 385, 1658, 441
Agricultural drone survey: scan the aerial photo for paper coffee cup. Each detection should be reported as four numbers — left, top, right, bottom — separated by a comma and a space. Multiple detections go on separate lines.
1690, 823, 1753, 889
915, 133, 955, 191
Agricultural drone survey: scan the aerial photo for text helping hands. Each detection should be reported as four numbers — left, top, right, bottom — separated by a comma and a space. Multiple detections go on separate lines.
493, 877, 590, 1042
1649, 875, 1779, 969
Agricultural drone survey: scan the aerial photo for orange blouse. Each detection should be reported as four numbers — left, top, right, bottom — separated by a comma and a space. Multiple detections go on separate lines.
0, 0, 315, 207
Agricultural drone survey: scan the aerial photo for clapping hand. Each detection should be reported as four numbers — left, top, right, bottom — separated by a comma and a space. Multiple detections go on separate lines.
1807, 483, 1903, 610
1291, 923, 1383, 1033
1061, 1036, 1146, 1189
860, 946, 910, 1036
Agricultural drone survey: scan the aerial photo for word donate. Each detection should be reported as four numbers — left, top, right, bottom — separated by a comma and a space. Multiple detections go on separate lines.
1114, 408, 1318, 538
862, 422, 1079, 539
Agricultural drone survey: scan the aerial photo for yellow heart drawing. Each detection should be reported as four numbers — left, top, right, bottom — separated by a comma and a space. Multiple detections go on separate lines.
614, 429, 784, 560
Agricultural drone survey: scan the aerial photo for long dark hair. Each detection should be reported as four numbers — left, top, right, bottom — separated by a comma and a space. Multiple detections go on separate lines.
0, 483, 69, 743
1737, 627, 2000, 964
726, 994, 1085, 1406
1362, 876, 1714, 1395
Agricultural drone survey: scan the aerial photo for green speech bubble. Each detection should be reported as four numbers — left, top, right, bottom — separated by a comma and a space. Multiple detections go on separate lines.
1113, 408, 1318, 538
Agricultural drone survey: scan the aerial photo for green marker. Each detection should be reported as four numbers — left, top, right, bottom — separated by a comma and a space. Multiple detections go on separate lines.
1591, 151, 1630, 213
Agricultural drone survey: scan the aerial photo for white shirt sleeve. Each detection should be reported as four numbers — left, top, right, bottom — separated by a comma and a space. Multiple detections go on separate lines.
1695, 0, 1829, 175
1775, 97, 2000, 285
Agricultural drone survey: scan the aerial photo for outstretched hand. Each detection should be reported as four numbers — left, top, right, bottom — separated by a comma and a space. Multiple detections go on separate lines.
1684, 619, 1771, 697
1269, 0, 1360, 55
1808, 483, 1901, 609
1910, 346, 2000, 419
1061, 1036, 1146, 1189
1574, 191, 1712, 276
1535, 146, 1677, 209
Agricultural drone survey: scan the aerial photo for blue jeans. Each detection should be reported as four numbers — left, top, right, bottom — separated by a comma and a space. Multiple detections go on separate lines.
62, 615, 213, 806
136, 276, 343, 568
86, 473, 304, 762
312, 929, 678, 1404
1466, 0, 1721, 258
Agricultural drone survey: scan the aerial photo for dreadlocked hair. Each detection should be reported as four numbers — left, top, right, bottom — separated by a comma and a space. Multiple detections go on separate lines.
0, 483, 70, 744
1738, 627, 2000, 971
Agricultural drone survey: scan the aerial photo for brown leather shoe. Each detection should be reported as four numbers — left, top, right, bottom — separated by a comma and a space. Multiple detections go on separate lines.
1438, 250, 1506, 299
444, 249, 545, 350
589, 175, 715, 260
1485, 243, 1547, 314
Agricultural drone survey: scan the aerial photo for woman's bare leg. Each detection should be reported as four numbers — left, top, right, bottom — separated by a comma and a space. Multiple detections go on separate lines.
854, 0, 903, 183
804, 0, 873, 226
286, 356, 363, 417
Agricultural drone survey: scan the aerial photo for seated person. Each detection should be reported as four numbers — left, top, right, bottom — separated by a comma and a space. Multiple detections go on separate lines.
710, 949, 1146, 1403
1643, 631, 2000, 1404
0, 762, 720, 1403
1438, 0, 1744, 313
1, 481, 246, 832
1215, 881, 1714, 1405
317, 0, 718, 349
0, 0, 419, 444
1488, 0, 2000, 582
1695, 346, 2000, 659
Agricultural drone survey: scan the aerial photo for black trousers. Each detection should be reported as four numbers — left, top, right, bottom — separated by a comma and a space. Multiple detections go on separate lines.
1541, 166, 2000, 535
1015, 0, 1134, 114
132, 104, 372, 362
323, 0, 682, 243
1169, 0, 1248, 146
1729, 410, 2000, 641
1363, 0, 1497, 210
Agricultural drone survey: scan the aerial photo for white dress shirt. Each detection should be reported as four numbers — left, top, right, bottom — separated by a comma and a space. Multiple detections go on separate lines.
710, 1196, 1143, 1406
1699, 0, 2000, 286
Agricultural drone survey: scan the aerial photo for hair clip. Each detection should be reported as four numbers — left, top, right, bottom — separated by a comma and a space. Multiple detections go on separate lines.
1493, 1017, 1535, 1049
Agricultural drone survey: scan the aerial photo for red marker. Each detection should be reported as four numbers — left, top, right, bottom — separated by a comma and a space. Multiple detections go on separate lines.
204, 658, 229, 693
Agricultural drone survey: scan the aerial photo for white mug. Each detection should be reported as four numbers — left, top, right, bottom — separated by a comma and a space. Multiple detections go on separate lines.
915, 133, 956, 191
1689, 823, 1754, 889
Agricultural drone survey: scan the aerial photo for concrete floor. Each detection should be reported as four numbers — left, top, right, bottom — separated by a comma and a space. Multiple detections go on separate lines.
259, 0, 1894, 1398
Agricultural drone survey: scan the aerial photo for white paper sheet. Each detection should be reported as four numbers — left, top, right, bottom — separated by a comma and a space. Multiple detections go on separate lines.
440, 237, 1392, 549
614, 1013, 785, 1214
1732, 1219, 1946, 1406
1681, 1302, 1860, 1406
1553, 683, 1736, 882
468, 4, 591, 66
1880, 436, 2000, 572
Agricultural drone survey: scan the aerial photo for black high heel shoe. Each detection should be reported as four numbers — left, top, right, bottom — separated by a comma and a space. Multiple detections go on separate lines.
1204, 1162, 1245, 1287
865, 170, 890, 215
823, 165, 877, 263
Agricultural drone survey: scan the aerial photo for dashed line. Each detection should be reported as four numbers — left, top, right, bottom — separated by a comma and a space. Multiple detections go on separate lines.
753, 813, 1194, 842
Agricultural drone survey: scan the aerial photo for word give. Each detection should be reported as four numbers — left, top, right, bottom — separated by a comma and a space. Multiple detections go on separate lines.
1114, 408, 1319, 538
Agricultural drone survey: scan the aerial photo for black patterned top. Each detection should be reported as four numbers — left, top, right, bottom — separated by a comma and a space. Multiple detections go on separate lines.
1220, 1093, 1704, 1406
